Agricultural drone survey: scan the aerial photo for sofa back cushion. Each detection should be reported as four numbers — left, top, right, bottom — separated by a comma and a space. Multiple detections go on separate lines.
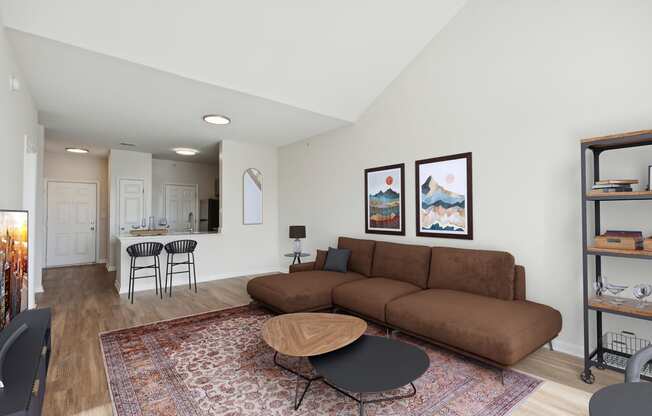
338, 237, 376, 276
428, 247, 515, 300
371, 241, 432, 288
314, 249, 328, 270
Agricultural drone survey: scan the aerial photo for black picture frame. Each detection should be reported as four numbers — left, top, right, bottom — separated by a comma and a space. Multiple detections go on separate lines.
364, 163, 406, 236
415, 152, 473, 240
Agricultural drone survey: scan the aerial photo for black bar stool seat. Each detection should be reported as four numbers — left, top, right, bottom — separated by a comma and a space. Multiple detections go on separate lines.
126, 242, 164, 303
164, 240, 198, 296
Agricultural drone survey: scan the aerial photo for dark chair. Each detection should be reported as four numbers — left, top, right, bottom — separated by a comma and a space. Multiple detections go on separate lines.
164, 240, 198, 296
588, 346, 652, 415
126, 242, 164, 304
625, 345, 652, 382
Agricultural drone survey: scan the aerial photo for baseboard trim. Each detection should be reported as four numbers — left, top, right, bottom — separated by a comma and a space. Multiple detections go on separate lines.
106, 264, 116, 272
551, 339, 583, 358
34, 284, 44, 294
116, 267, 282, 295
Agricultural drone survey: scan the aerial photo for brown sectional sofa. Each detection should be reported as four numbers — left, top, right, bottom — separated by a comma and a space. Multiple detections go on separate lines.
247, 237, 562, 367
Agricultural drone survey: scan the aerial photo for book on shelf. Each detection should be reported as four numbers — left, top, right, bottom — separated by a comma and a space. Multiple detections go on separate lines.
594, 179, 639, 185
593, 187, 633, 193
603, 230, 643, 238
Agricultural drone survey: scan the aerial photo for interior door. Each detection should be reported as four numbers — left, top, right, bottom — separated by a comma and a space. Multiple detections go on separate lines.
119, 179, 145, 233
46, 181, 97, 267
165, 184, 198, 232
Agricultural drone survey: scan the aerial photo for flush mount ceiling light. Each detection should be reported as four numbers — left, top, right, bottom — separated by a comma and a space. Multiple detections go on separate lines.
203, 114, 231, 125
174, 148, 200, 156
65, 147, 89, 154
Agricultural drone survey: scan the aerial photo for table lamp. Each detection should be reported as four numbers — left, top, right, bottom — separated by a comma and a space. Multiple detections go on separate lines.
289, 225, 306, 254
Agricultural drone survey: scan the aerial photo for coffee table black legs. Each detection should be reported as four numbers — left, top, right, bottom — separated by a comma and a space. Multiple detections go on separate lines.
293, 373, 313, 410
322, 380, 417, 416
273, 352, 322, 410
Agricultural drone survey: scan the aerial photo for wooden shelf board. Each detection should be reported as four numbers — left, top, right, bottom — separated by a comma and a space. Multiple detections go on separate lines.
582, 129, 652, 143
587, 190, 652, 199
589, 296, 652, 319
581, 130, 652, 149
587, 246, 652, 259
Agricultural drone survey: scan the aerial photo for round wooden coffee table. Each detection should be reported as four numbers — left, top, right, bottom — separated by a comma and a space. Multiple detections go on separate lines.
262, 313, 367, 409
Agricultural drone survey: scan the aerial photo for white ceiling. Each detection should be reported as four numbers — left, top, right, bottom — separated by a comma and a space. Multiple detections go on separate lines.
2, 0, 466, 155
7, 30, 348, 162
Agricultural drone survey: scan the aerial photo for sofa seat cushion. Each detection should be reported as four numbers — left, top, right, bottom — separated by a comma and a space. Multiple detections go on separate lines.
247, 271, 365, 313
332, 278, 421, 322
386, 289, 562, 366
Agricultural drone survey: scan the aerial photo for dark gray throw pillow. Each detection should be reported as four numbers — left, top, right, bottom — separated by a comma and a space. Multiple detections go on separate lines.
323, 247, 351, 273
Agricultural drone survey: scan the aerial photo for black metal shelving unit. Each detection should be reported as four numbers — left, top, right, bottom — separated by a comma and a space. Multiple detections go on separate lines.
580, 130, 652, 384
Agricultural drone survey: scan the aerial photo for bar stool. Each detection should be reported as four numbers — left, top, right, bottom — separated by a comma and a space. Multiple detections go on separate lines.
126, 242, 164, 304
164, 240, 198, 296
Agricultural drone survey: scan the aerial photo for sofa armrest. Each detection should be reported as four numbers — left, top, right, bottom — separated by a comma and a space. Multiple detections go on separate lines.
289, 262, 315, 273
514, 265, 526, 301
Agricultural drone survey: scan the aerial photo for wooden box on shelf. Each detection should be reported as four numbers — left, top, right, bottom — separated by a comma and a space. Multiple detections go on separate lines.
594, 236, 642, 251
645, 238, 652, 252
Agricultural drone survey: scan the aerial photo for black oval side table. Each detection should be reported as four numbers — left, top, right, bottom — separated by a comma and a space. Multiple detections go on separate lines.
310, 335, 430, 416
589, 382, 652, 416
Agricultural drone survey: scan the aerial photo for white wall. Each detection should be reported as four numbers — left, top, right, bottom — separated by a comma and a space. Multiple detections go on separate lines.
1, 13, 42, 307
0, 15, 39, 209
107, 149, 152, 269
220, 140, 279, 274
278, 0, 652, 356
44, 151, 109, 263
151, 158, 218, 221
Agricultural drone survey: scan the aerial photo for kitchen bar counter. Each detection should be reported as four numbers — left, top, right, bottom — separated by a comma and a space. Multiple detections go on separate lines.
115, 231, 222, 294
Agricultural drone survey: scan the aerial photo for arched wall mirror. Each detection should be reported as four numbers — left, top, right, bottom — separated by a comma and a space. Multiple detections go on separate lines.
243, 168, 263, 224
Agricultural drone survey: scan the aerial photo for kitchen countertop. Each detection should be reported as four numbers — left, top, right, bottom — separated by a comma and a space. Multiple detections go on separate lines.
117, 230, 220, 240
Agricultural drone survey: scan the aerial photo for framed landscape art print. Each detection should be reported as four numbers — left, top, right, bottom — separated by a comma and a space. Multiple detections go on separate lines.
415, 153, 473, 239
365, 163, 405, 235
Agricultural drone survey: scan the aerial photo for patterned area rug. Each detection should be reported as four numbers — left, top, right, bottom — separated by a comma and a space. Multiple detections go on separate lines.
100, 306, 541, 415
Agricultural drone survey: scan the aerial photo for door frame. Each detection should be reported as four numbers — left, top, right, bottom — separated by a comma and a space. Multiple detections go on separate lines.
118, 177, 146, 233
163, 183, 199, 231
45, 179, 100, 268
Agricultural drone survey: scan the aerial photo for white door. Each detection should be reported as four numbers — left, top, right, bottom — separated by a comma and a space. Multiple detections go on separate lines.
165, 184, 198, 232
119, 179, 145, 233
46, 181, 97, 267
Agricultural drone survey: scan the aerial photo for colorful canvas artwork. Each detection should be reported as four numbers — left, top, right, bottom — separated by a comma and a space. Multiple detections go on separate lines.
415, 153, 473, 239
0, 210, 28, 330
365, 164, 405, 235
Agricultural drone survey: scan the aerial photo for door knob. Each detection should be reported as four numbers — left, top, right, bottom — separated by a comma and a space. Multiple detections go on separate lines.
90, 227, 95, 231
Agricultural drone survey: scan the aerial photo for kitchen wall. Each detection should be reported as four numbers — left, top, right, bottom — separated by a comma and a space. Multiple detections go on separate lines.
151, 158, 218, 222
44, 151, 109, 263
107, 149, 152, 269
278, 0, 652, 355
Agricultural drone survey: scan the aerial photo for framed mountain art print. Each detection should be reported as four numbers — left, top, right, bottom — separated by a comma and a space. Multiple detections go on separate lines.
415, 153, 473, 239
364, 163, 405, 235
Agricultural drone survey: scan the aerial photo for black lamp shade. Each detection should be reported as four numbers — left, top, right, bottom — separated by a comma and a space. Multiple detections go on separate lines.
289, 225, 306, 239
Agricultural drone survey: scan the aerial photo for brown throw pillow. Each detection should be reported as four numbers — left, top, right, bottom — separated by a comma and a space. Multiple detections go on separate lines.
315, 249, 327, 270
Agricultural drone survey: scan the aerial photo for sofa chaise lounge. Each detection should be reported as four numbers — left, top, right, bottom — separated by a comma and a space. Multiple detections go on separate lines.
247, 237, 562, 367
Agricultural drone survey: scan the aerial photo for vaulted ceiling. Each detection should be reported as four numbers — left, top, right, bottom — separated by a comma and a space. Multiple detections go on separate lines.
2, 0, 466, 154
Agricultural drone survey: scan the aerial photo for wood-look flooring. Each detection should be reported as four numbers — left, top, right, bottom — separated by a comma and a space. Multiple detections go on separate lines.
37, 264, 622, 416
